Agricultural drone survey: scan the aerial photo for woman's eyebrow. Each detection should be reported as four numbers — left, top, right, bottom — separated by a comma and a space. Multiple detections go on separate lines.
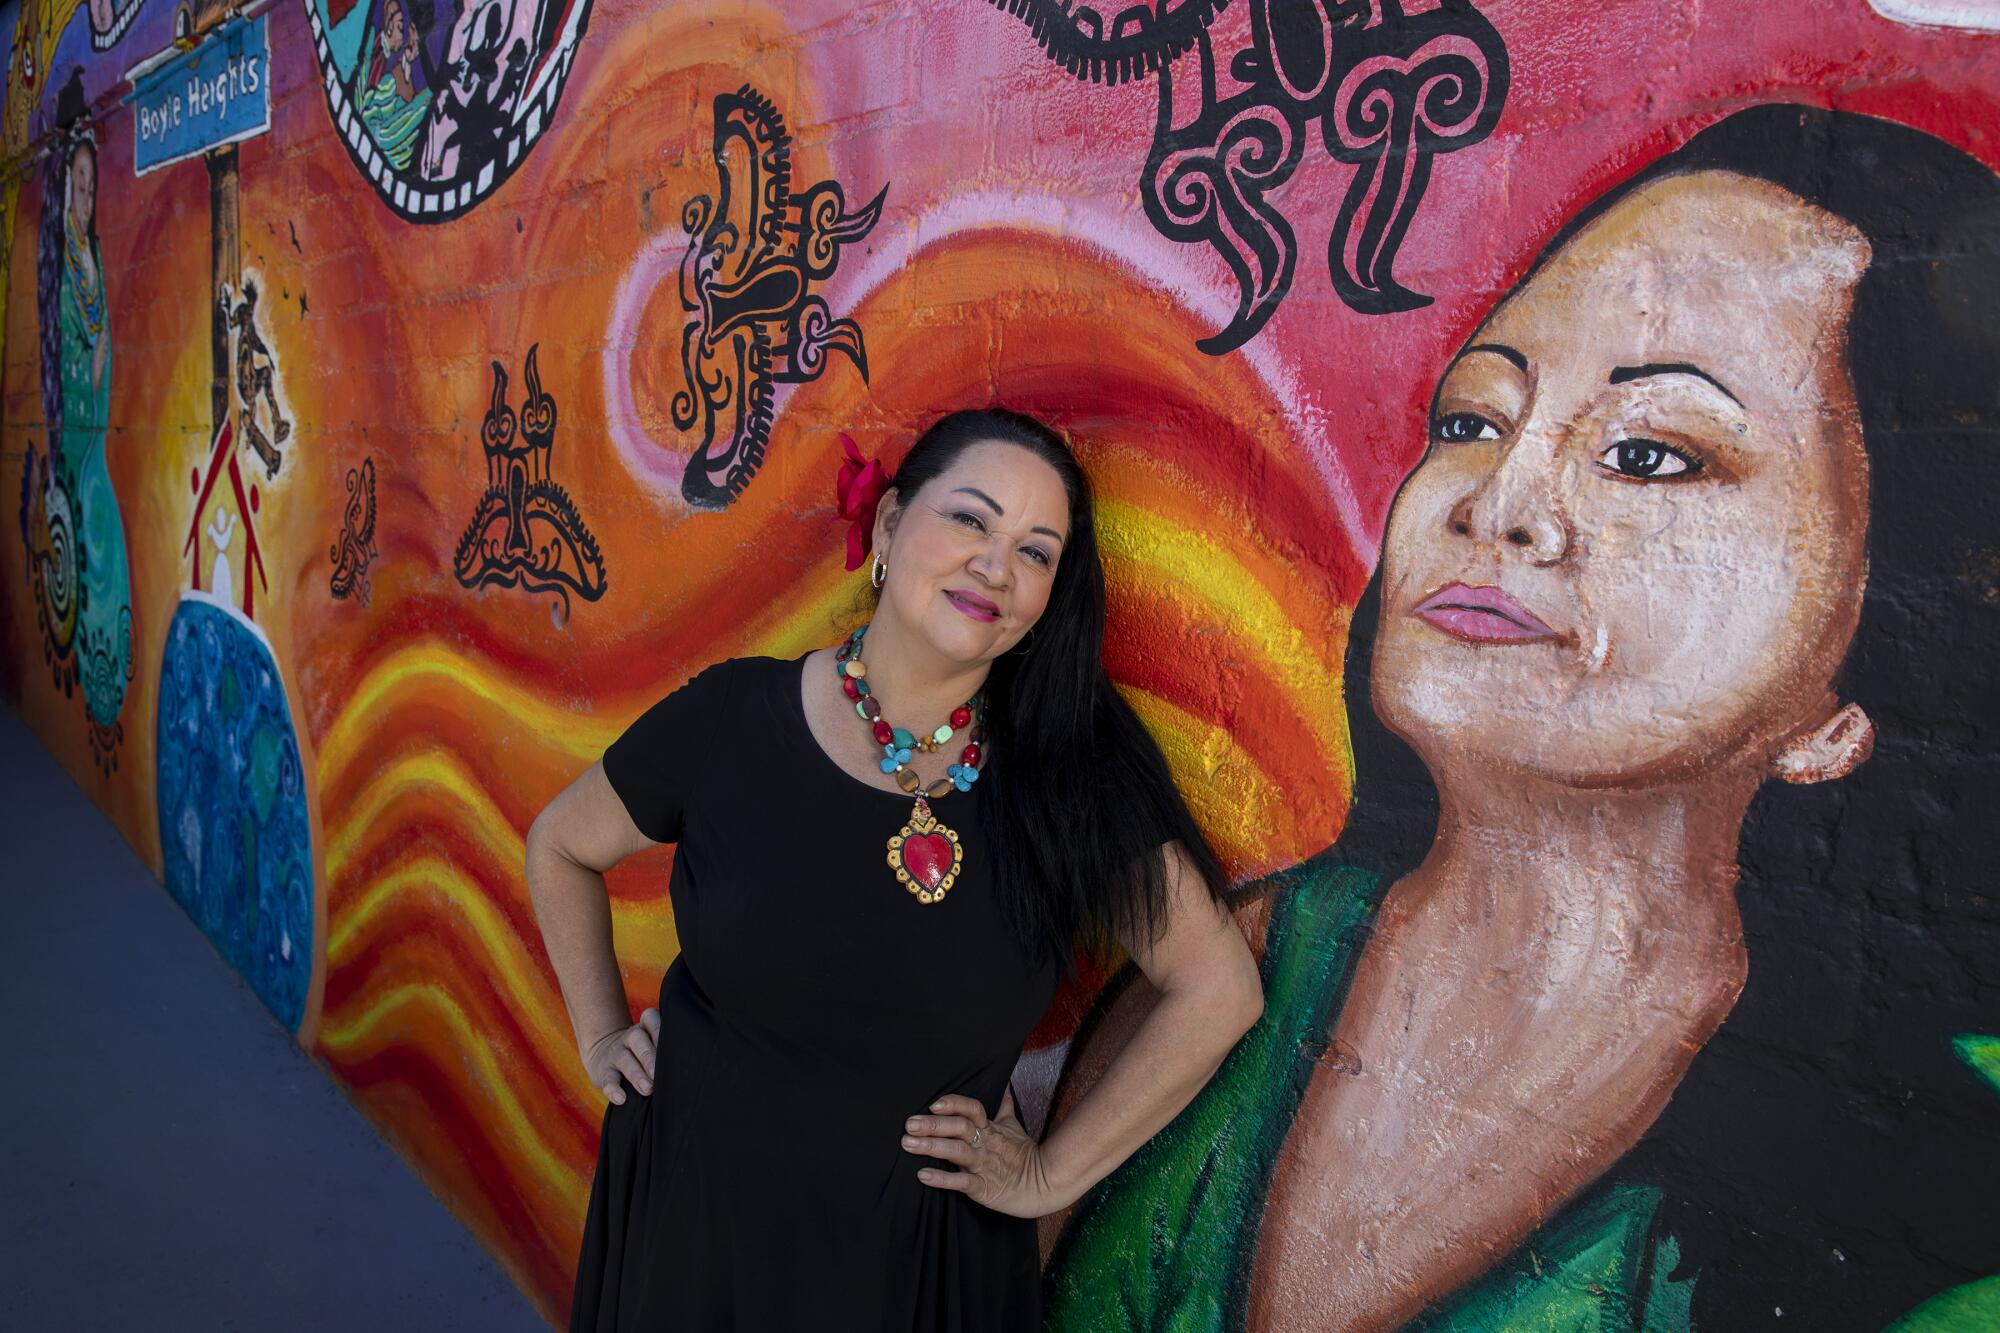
1462, 342, 1529, 372
950, 487, 1064, 543
951, 486, 1004, 514
1608, 362, 1744, 407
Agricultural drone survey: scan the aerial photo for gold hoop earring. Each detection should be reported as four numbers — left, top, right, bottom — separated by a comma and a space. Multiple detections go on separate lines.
870, 553, 886, 589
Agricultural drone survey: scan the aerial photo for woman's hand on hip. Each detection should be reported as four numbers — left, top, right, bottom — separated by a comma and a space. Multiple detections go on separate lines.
902, 1086, 1055, 1218
582, 1006, 659, 1105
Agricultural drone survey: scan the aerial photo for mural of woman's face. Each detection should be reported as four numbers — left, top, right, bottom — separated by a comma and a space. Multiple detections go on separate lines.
1372, 171, 1874, 787
69, 142, 96, 237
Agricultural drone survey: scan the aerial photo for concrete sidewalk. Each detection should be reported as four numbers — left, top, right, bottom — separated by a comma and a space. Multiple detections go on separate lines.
0, 704, 551, 1331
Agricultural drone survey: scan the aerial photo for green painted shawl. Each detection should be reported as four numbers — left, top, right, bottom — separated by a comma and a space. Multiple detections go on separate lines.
1040, 857, 1998, 1331
59, 227, 130, 730
358, 74, 430, 171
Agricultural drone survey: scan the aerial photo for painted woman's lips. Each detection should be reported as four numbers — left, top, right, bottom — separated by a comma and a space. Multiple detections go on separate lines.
1412, 582, 1558, 643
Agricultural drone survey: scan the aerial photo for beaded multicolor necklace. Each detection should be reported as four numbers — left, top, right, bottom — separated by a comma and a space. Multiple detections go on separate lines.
64, 202, 104, 346
836, 623, 988, 904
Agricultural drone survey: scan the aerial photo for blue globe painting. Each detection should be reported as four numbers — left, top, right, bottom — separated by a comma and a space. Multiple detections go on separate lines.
155, 592, 314, 1031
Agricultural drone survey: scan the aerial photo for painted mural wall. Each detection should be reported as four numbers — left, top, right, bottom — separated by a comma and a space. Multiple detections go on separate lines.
1, 0, 1995, 1326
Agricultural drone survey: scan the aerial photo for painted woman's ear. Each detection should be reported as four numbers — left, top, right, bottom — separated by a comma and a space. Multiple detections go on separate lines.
1771, 701, 1875, 785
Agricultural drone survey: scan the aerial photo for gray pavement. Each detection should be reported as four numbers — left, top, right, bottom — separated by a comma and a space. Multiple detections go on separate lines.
0, 703, 552, 1331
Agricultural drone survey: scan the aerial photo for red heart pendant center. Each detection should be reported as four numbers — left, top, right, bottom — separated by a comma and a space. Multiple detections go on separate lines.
899, 832, 953, 891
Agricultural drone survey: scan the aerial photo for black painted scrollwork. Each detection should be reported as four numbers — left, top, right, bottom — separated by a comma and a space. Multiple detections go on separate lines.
672, 86, 886, 509
329, 457, 380, 608
454, 344, 607, 623
985, 0, 1231, 83
987, 0, 1508, 352
18, 441, 79, 699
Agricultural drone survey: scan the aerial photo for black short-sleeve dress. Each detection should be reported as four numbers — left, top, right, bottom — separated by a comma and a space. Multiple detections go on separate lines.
569, 652, 1062, 1332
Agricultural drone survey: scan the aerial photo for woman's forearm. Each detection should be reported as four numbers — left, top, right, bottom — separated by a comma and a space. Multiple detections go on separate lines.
523, 822, 633, 1058
1035, 981, 1257, 1214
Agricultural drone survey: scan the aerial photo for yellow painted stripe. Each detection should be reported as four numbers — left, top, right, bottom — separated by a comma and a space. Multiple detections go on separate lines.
743, 570, 870, 658
1122, 687, 1306, 870
324, 748, 524, 884
324, 750, 680, 985
318, 980, 587, 1227
326, 855, 679, 1090
317, 643, 626, 787
1097, 499, 1346, 751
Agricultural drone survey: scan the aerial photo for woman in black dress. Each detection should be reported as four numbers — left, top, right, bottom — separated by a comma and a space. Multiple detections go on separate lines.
526, 408, 1266, 1331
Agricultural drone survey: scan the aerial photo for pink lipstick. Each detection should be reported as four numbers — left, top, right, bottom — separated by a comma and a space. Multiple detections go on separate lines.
1412, 582, 1557, 644
944, 588, 999, 622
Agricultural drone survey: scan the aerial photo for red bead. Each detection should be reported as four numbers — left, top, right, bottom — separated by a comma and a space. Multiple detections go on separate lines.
842, 677, 860, 700
872, 720, 894, 745
950, 707, 972, 728
961, 744, 981, 765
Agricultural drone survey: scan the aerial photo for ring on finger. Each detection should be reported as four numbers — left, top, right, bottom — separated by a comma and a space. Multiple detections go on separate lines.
971, 1127, 982, 1148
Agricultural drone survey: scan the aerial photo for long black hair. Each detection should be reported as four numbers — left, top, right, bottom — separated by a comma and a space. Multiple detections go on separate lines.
878, 408, 1232, 979
1343, 105, 2000, 1327
37, 68, 96, 448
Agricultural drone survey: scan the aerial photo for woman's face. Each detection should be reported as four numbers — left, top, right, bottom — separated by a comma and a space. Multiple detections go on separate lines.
69, 143, 96, 237
878, 439, 1070, 665
1372, 170, 1873, 787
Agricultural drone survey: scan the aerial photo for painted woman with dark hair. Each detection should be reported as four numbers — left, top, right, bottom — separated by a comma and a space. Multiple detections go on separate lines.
1042, 104, 2000, 1330
29, 69, 132, 762
529, 409, 1266, 1329
357, 0, 431, 171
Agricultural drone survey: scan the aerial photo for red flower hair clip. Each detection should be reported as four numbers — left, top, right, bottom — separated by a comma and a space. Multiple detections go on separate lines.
834, 432, 892, 571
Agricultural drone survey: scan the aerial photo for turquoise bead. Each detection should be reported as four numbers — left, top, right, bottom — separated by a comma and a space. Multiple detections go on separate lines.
892, 727, 914, 750
879, 757, 900, 774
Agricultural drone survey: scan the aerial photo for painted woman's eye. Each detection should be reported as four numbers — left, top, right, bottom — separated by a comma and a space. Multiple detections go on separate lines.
1431, 412, 1501, 444
1598, 439, 1698, 480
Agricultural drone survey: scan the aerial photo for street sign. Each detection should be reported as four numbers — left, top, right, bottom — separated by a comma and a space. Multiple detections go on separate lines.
130, 14, 271, 175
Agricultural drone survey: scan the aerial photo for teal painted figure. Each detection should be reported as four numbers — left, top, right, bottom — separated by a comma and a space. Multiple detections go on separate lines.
31, 71, 131, 767
60, 132, 132, 740
1040, 106, 2000, 1330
